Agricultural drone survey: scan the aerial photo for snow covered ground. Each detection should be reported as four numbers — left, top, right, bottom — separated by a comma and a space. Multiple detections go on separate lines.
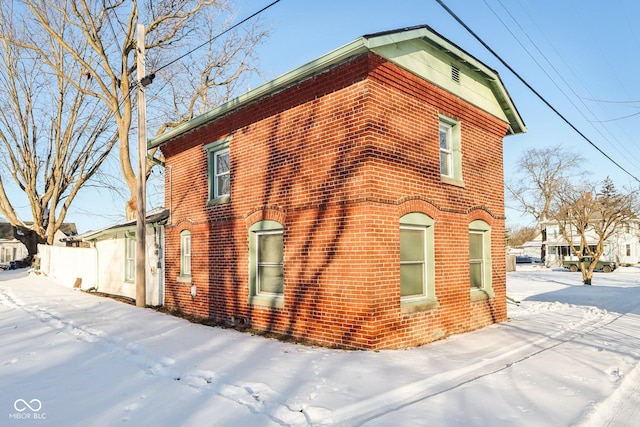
1, 265, 640, 427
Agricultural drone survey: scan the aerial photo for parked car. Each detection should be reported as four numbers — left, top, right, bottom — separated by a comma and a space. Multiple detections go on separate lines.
563, 256, 617, 273
515, 255, 541, 264
9, 257, 31, 270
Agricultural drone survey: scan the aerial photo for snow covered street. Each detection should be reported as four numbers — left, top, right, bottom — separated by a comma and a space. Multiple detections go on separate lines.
2, 266, 640, 426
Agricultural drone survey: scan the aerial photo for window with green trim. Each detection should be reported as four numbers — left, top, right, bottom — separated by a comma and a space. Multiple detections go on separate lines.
256, 231, 284, 295
204, 136, 232, 202
180, 230, 192, 277
400, 213, 435, 302
249, 220, 284, 307
439, 115, 462, 182
469, 220, 492, 293
125, 235, 135, 283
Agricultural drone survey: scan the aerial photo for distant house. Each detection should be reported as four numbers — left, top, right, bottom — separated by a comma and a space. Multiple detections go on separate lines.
0, 222, 77, 269
150, 26, 526, 349
543, 218, 640, 267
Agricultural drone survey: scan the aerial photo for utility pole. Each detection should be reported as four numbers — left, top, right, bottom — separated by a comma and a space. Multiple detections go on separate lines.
136, 24, 147, 307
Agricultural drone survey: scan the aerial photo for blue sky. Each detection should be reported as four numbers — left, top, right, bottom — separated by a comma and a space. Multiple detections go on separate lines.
63, 0, 640, 232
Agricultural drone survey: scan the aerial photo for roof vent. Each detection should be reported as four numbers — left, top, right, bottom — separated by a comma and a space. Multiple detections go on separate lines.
451, 64, 460, 83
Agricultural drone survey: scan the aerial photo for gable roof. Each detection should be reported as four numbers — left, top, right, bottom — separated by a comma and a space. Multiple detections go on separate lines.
149, 25, 526, 150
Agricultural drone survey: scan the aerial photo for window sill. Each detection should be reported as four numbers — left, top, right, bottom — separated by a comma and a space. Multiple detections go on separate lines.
176, 275, 192, 284
440, 176, 465, 188
401, 297, 439, 314
470, 288, 494, 301
249, 294, 284, 309
207, 195, 231, 206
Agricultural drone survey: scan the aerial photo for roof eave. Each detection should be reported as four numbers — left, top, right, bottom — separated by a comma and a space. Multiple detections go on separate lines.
149, 25, 526, 148
365, 26, 526, 135
148, 38, 371, 149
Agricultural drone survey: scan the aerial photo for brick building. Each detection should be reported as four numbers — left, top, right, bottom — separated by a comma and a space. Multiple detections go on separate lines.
149, 26, 526, 349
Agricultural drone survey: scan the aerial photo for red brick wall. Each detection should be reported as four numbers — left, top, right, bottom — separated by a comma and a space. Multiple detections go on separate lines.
161, 52, 510, 349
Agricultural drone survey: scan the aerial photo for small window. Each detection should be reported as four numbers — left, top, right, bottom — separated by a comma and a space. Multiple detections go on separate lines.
626, 244, 631, 257
180, 230, 192, 277
249, 220, 284, 308
204, 136, 232, 203
439, 122, 453, 177
214, 149, 230, 198
125, 235, 135, 282
439, 116, 462, 183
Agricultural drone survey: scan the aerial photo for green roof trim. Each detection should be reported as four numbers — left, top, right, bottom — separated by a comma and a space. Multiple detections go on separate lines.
148, 25, 525, 149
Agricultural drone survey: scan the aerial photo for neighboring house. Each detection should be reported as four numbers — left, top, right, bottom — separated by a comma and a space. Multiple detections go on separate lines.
543, 219, 640, 267
0, 222, 77, 269
79, 210, 169, 306
150, 26, 526, 349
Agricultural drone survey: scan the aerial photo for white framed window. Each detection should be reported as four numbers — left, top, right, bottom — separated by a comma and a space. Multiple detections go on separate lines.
213, 149, 230, 198
180, 230, 192, 277
400, 213, 436, 307
249, 220, 284, 308
125, 235, 135, 282
439, 115, 462, 183
204, 136, 232, 203
256, 230, 284, 296
439, 122, 453, 177
400, 226, 427, 298
469, 231, 484, 289
469, 220, 492, 294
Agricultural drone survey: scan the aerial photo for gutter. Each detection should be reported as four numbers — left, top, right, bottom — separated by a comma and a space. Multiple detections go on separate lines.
148, 25, 527, 149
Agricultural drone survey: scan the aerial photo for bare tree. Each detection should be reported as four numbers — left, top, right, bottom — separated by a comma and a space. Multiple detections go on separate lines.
507, 145, 586, 223
0, 5, 118, 258
550, 177, 637, 285
506, 224, 538, 248
12, 0, 267, 219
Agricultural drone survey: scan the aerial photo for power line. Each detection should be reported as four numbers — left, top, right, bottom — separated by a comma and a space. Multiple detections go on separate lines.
114, 1, 283, 126
434, 0, 640, 184
487, 0, 640, 174
152, 0, 282, 76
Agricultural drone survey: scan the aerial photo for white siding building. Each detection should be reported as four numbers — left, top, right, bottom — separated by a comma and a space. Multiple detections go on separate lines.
543, 219, 640, 267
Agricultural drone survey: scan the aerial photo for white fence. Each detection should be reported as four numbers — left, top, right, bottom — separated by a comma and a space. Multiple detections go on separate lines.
37, 244, 98, 290
37, 241, 164, 306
